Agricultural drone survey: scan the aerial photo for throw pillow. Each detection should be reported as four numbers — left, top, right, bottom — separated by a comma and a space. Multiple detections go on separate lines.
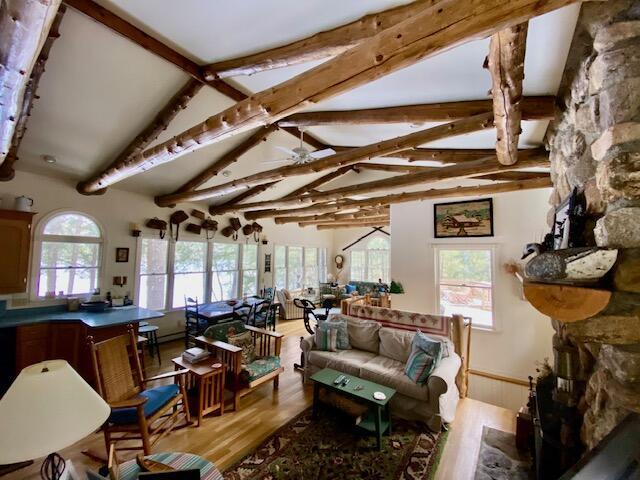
404, 331, 443, 384
324, 319, 350, 349
283, 289, 292, 300
345, 284, 356, 294
227, 331, 256, 365
315, 327, 338, 352
415, 330, 449, 358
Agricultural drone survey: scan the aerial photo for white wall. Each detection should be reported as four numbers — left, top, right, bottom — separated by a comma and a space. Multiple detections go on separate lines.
331, 226, 391, 283
390, 189, 554, 382
0, 171, 334, 337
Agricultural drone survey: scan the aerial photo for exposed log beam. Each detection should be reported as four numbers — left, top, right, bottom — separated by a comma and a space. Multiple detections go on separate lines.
276, 207, 390, 225
387, 148, 500, 163
202, 0, 439, 79
300, 215, 390, 227
207, 181, 279, 217
244, 176, 552, 220
315, 220, 391, 230
77, 78, 203, 194
154, 112, 495, 206
0, 4, 66, 181
1, 0, 62, 164
486, 22, 529, 165
173, 124, 278, 195
207, 148, 548, 214
480, 171, 549, 182
279, 165, 354, 200
279, 96, 554, 127
353, 163, 550, 181
96, 0, 578, 190
67, 0, 327, 193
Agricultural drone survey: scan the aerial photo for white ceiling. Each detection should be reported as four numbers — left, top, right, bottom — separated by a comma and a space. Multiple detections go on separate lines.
15, 1, 580, 205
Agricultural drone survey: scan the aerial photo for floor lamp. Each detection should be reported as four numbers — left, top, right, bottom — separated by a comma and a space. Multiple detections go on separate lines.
0, 360, 110, 480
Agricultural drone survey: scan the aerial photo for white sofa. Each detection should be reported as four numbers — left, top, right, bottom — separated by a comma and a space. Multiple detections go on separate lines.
301, 314, 462, 431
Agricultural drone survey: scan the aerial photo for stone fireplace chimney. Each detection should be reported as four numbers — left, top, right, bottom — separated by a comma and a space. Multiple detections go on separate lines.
543, 0, 640, 450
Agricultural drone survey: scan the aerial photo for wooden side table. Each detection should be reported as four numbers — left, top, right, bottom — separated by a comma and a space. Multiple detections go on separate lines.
172, 356, 225, 427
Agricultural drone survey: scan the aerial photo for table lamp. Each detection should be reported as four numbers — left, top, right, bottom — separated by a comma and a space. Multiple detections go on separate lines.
0, 360, 110, 480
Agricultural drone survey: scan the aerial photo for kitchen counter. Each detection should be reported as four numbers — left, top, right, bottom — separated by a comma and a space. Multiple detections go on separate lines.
0, 304, 164, 328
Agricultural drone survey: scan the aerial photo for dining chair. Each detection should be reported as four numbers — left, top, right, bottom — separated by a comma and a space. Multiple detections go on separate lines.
184, 297, 208, 349
89, 326, 191, 456
263, 287, 275, 301
251, 299, 271, 328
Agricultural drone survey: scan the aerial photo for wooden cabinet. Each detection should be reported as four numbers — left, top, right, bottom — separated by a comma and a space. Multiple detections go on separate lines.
0, 209, 35, 294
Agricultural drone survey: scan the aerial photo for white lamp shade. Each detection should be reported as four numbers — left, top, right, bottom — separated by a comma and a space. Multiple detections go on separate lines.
0, 360, 110, 463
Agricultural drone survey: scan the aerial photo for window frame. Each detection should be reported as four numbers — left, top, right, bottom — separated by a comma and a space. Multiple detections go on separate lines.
274, 244, 326, 291
349, 235, 390, 283
433, 244, 497, 332
32, 210, 105, 301
134, 235, 260, 311
240, 243, 258, 298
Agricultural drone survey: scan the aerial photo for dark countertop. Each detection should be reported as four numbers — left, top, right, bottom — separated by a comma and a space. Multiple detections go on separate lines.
0, 304, 164, 329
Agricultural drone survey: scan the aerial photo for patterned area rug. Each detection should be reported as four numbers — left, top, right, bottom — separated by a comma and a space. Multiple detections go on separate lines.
224, 408, 448, 480
474, 426, 532, 480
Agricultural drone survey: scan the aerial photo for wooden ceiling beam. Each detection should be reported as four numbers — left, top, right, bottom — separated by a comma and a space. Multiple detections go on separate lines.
223, 148, 548, 212
299, 214, 390, 227
77, 78, 203, 194
315, 220, 391, 230
486, 22, 529, 165
202, 0, 440, 79
0, 5, 66, 181
386, 148, 500, 163
93, 0, 577, 190
278, 96, 554, 127
206, 181, 279, 216
480, 171, 549, 182
67, 0, 327, 193
275, 207, 390, 225
1, 0, 62, 164
353, 162, 550, 181
154, 112, 494, 206
245, 176, 552, 220
279, 165, 354, 200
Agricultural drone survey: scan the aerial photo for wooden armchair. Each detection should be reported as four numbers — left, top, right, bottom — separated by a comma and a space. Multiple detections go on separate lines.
196, 322, 284, 411
89, 326, 191, 456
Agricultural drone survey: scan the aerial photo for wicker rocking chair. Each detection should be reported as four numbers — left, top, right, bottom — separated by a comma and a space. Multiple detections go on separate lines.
89, 326, 191, 456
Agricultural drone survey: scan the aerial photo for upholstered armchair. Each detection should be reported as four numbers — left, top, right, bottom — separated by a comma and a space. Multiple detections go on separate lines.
275, 289, 305, 320
196, 320, 284, 410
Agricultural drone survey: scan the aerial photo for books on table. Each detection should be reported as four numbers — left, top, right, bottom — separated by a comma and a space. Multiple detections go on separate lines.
182, 347, 210, 364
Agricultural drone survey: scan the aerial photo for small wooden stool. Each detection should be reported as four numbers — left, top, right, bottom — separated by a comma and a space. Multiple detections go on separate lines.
139, 324, 161, 366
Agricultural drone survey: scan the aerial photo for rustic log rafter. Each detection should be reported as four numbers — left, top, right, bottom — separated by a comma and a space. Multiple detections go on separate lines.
0, 4, 66, 181
486, 22, 529, 165
353, 162, 549, 180
244, 176, 552, 220
81, 0, 578, 191
316, 220, 390, 230
278, 96, 554, 127
67, 0, 326, 194
155, 112, 495, 206
202, 0, 440, 79
1, 0, 62, 164
205, 181, 279, 215
277, 207, 390, 225
299, 215, 390, 227
208, 148, 547, 214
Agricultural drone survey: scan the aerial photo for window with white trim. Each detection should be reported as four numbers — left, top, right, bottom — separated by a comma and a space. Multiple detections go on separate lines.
172, 241, 207, 308
274, 245, 326, 291
349, 236, 390, 283
210, 243, 239, 301
241, 244, 258, 297
435, 245, 495, 329
36, 212, 103, 297
139, 238, 169, 310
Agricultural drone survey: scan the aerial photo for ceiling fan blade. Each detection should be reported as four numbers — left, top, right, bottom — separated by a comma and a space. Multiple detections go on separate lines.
309, 148, 336, 159
274, 146, 297, 156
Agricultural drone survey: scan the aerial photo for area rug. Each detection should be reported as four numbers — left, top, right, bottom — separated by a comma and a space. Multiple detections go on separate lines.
224, 407, 448, 480
474, 426, 532, 480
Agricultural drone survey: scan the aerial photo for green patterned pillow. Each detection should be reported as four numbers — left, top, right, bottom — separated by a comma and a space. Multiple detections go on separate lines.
404, 332, 442, 384
315, 327, 338, 352
228, 330, 256, 365
322, 319, 350, 349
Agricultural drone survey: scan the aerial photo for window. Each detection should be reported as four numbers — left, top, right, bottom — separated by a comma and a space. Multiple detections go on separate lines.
349, 236, 390, 283
274, 245, 327, 291
436, 246, 494, 329
139, 238, 168, 310
241, 244, 258, 297
37, 212, 102, 297
211, 243, 239, 301
172, 241, 206, 308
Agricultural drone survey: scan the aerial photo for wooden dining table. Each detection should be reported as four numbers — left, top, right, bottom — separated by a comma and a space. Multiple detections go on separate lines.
196, 296, 263, 323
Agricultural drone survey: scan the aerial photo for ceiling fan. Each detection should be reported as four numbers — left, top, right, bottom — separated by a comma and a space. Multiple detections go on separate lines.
263, 128, 335, 165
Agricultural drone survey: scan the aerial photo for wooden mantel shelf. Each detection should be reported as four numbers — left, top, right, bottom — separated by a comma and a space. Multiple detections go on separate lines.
523, 282, 612, 323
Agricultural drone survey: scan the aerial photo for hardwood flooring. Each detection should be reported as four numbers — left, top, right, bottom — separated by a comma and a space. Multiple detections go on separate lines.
5, 319, 516, 479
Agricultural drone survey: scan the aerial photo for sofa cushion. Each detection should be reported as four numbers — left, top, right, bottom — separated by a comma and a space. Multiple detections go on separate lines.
308, 349, 377, 377
346, 317, 381, 353
378, 327, 414, 363
228, 330, 256, 365
203, 320, 246, 342
359, 356, 430, 401
405, 333, 442, 384
245, 356, 281, 382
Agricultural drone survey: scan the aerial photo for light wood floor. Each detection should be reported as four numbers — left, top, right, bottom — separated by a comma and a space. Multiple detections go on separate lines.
6, 319, 515, 479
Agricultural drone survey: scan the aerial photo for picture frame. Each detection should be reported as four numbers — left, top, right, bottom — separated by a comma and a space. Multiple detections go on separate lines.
434, 198, 494, 238
264, 253, 271, 273
115, 247, 129, 263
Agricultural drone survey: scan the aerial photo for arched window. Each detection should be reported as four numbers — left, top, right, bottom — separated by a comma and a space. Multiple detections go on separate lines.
36, 212, 103, 297
350, 236, 390, 283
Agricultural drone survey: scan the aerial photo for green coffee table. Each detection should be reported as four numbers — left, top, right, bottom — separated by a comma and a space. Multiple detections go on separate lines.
311, 367, 396, 450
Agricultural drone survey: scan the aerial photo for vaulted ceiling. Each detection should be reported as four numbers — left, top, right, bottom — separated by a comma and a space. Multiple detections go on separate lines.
7, 0, 581, 226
